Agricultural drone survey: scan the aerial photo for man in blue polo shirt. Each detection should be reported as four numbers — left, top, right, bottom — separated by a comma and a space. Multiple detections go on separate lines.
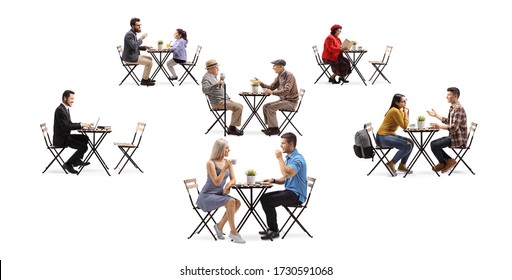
260, 132, 307, 240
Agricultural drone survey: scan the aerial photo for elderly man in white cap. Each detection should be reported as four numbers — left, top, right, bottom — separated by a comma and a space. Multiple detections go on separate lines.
251, 59, 299, 136
202, 59, 244, 136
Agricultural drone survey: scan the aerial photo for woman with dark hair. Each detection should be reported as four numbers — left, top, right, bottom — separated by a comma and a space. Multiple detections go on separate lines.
166, 28, 188, 80
376, 94, 414, 175
322, 24, 351, 84
196, 139, 245, 244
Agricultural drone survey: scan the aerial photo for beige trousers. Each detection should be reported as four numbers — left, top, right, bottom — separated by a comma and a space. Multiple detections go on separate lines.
136, 55, 153, 79
212, 101, 243, 127
263, 100, 297, 128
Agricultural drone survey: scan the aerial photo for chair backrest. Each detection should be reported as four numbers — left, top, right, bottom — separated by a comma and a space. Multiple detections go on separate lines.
302, 176, 316, 207
40, 123, 53, 148
380, 46, 393, 64
312, 45, 324, 65
184, 178, 200, 207
465, 122, 478, 148
364, 122, 379, 148
117, 45, 123, 60
188, 45, 202, 65
294, 88, 306, 112
130, 122, 146, 147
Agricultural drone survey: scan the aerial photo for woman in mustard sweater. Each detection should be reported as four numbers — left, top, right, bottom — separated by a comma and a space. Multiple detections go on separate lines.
376, 94, 414, 174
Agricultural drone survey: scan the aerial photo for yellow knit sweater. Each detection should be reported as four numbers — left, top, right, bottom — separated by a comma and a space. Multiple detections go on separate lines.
377, 107, 409, 135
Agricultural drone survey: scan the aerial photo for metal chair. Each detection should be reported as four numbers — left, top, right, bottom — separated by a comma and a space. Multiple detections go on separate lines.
312, 45, 332, 84
280, 176, 316, 239
40, 123, 68, 174
117, 45, 140, 86
184, 178, 219, 240
364, 122, 396, 177
113, 122, 146, 174
179, 45, 202, 85
204, 85, 227, 136
448, 122, 478, 175
278, 88, 305, 136
368, 45, 393, 85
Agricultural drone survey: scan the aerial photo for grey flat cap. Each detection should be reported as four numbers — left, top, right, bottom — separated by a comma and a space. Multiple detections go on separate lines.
271, 59, 286, 66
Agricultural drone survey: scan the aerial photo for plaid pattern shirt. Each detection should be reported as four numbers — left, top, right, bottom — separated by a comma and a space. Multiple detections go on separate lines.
442, 103, 468, 147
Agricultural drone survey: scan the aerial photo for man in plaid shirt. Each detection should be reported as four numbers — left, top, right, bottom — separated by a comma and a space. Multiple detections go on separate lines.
427, 87, 468, 173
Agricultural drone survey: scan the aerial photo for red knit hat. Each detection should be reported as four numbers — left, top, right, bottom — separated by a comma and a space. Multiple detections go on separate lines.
330, 24, 342, 31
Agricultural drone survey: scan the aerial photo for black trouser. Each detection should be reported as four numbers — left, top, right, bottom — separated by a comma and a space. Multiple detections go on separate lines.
261, 190, 299, 232
430, 136, 452, 164
65, 134, 89, 165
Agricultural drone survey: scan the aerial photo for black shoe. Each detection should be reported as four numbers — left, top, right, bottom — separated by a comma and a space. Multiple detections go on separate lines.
73, 160, 90, 167
329, 76, 340, 84
63, 163, 78, 174
259, 229, 270, 235
261, 128, 269, 133
227, 126, 243, 136
261, 231, 279, 240
340, 77, 349, 83
141, 79, 155, 86
264, 127, 280, 136
169, 76, 178, 80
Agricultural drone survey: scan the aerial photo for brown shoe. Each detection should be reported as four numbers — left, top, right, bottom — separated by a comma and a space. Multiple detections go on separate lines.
441, 159, 457, 173
398, 163, 413, 174
432, 163, 446, 172
386, 161, 397, 176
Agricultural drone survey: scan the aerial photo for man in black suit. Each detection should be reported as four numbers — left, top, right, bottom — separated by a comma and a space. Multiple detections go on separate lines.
53, 90, 91, 174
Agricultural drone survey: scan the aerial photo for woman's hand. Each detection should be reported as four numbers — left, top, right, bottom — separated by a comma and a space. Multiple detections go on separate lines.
223, 160, 232, 171
223, 185, 231, 195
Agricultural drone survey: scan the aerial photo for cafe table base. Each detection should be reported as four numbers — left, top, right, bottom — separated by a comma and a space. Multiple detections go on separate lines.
342, 49, 368, 86
404, 128, 440, 178
78, 128, 112, 176
147, 49, 174, 86
233, 183, 272, 233
239, 92, 269, 131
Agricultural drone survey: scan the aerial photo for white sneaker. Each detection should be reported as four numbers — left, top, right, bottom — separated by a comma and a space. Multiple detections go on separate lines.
229, 233, 246, 244
214, 224, 225, 240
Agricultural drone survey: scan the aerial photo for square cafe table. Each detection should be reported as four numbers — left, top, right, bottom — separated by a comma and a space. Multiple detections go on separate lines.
403, 127, 440, 178
342, 49, 368, 86
146, 49, 174, 86
238, 92, 270, 131
233, 182, 273, 232
77, 126, 112, 176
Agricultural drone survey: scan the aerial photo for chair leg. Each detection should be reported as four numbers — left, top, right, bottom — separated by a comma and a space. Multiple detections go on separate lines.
448, 149, 474, 175
367, 149, 395, 176
43, 148, 68, 174
206, 111, 227, 135
115, 147, 143, 174
281, 207, 312, 239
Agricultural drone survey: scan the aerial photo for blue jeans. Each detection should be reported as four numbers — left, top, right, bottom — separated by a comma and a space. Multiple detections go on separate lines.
376, 134, 414, 164
430, 136, 452, 164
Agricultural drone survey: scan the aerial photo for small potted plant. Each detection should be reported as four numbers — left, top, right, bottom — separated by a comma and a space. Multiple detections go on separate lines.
351, 40, 357, 51
245, 169, 257, 185
251, 81, 260, 94
417, 115, 426, 129
157, 40, 164, 50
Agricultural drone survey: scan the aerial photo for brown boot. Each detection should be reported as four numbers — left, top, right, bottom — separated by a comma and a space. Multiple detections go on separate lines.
441, 159, 457, 173
398, 163, 413, 174
386, 161, 397, 176
432, 162, 446, 172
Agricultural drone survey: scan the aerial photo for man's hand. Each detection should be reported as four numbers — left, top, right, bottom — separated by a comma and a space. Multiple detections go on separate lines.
275, 149, 282, 159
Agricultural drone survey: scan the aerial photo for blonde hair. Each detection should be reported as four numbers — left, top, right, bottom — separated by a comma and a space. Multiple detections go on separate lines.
210, 139, 228, 160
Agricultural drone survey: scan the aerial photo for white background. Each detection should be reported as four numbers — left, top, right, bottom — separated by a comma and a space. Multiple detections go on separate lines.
1, 0, 511, 279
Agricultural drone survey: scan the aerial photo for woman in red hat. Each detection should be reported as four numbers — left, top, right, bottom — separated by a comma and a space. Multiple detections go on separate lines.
322, 24, 351, 84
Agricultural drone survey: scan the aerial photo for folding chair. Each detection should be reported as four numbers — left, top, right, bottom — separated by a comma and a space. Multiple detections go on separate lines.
448, 122, 478, 176
184, 178, 219, 240
117, 45, 140, 86
179, 45, 202, 86
113, 122, 146, 174
204, 88, 227, 136
40, 123, 68, 174
368, 45, 393, 85
280, 176, 316, 239
364, 122, 396, 177
312, 45, 332, 84
278, 88, 305, 136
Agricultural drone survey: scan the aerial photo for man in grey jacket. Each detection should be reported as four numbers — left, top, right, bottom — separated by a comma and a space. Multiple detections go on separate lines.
202, 59, 244, 136
122, 17, 154, 86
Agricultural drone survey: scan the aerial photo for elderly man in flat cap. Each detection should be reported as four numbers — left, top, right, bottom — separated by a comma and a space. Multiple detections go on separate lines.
202, 59, 244, 136
251, 59, 299, 136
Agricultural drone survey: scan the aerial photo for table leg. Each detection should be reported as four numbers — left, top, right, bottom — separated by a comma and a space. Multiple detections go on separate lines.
240, 95, 268, 131
149, 52, 174, 86
404, 131, 439, 178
